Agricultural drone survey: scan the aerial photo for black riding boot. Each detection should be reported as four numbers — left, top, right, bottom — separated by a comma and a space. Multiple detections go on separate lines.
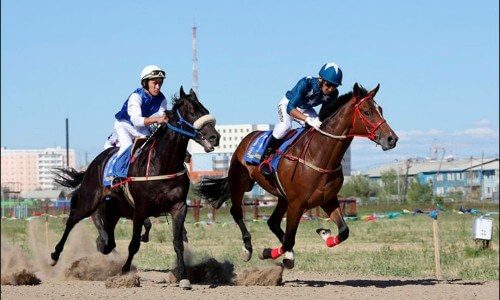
260, 136, 282, 163
259, 136, 283, 176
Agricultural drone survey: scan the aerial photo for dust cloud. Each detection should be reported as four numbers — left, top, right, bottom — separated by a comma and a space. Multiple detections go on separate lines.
1, 217, 130, 283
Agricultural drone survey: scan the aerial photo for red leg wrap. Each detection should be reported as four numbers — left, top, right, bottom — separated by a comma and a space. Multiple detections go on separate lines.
270, 246, 284, 259
326, 235, 341, 248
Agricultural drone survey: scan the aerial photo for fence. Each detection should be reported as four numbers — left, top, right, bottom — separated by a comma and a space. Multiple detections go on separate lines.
1, 197, 357, 222
187, 197, 357, 223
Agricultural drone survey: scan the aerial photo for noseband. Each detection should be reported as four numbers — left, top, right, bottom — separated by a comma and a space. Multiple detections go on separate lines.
350, 96, 386, 141
167, 109, 216, 141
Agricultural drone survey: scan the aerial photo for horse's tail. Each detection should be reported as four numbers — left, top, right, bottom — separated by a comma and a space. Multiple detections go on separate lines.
53, 167, 85, 188
198, 177, 230, 209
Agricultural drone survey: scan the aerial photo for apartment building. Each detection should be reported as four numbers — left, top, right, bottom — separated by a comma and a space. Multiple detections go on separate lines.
1, 147, 76, 193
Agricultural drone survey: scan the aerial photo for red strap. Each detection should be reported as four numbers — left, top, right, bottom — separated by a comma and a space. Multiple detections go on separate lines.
326, 235, 341, 248
270, 246, 284, 259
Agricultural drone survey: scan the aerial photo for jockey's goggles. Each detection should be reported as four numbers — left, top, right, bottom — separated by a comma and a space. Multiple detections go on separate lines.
323, 81, 338, 89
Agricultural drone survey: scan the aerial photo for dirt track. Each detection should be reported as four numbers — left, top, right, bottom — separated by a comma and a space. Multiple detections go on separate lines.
2, 270, 498, 300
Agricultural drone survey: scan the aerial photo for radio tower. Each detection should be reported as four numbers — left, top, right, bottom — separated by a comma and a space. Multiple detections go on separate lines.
192, 23, 199, 95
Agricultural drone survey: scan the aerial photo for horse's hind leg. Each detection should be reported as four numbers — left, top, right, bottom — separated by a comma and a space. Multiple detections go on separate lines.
171, 202, 191, 289
141, 218, 152, 243
50, 196, 93, 265
267, 196, 287, 243
228, 160, 255, 261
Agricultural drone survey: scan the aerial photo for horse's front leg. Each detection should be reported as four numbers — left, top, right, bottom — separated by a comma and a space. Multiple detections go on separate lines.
318, 198, 349, 248
266, 196, 287, 243
122, 216, 145, 274
171, 202, 191, 290
259, 204, 304, 269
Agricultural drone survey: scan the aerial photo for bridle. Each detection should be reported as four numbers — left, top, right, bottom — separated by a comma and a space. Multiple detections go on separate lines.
166, 109, 216, 141
315, 95, 386, 141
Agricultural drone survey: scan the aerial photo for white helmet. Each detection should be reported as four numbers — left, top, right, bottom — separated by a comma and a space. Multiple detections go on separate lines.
140, 65, 166, 83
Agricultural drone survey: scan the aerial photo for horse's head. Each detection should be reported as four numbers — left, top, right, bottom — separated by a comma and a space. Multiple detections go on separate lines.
348, 83, 398, 150
319, 83, 398, 150
170, 86, 220, 152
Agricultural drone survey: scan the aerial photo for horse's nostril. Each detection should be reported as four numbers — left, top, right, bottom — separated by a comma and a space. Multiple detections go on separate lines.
388, 136, 397, 146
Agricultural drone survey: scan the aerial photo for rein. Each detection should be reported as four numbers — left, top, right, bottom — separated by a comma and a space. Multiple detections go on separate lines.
316, 95, 386, 140
280, 95, 386, 174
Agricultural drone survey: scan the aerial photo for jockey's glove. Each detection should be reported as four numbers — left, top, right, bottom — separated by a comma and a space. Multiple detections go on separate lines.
305, 117, 322, 130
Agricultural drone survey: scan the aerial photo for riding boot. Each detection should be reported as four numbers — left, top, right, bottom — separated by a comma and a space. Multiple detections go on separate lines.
259, 136, 282, 176
260, 135, 282, 163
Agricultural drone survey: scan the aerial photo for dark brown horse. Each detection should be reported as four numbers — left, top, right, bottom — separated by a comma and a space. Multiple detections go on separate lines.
199, 83, 398, 269
51, 87, 220, 289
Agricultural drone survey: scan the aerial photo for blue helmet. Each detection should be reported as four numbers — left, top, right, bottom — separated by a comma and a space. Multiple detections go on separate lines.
319, 62, 343, 86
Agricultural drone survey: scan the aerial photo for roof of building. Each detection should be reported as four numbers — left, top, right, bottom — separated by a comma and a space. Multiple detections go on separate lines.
20, 190, 63, 200
364, 158, 499, 177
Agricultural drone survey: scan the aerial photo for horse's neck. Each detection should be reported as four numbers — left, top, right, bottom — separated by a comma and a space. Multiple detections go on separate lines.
303, 101, 355, 168
151, 131, 189, 174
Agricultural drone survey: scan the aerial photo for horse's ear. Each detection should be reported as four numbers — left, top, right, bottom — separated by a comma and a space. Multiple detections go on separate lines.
189, 88, 198, 99
368, 83, 380, 97
353, 82, 362, 98
180, 86, 186, 98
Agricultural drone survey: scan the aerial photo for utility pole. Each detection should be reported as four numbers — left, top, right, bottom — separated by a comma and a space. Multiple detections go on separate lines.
65, 118, 69, 168
402, 158, 412, 202
192, 23, 199, 96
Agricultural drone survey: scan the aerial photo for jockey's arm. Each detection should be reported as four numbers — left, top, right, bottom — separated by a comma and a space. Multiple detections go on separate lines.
289, 109, 307, 122
128, 93, 168, 127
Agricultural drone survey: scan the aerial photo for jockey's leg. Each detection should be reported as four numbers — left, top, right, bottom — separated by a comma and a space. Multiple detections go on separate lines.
318, 199, 349, 248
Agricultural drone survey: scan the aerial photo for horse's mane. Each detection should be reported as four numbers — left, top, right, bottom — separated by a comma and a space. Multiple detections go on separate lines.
318, 85, 368, 121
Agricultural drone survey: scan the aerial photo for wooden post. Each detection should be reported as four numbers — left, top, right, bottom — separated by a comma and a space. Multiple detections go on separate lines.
432, 219, 443, 280
253, 199, 259, 220
193, 199, 200, 223
45, 215, 49, 251
211, 207, 216, 222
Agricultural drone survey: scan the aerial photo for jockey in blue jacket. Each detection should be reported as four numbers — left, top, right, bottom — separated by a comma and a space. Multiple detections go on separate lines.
107, 65, 169, 157
260, 62, 343, 169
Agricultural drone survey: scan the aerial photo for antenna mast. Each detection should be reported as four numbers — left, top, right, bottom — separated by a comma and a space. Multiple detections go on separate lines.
192, 23, 199, 95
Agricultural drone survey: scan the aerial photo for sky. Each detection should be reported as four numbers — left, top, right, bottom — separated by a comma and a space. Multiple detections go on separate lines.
1, 0, 499, 171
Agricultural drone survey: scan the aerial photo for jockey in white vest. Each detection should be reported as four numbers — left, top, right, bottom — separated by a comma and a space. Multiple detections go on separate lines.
106, 65, 169, 156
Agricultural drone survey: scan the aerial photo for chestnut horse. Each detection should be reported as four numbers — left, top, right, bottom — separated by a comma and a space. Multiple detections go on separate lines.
51, 87, 220, 289
199, 83, 398, 269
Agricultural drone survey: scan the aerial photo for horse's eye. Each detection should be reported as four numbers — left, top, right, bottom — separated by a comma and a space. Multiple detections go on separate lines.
364, 110, 371, 116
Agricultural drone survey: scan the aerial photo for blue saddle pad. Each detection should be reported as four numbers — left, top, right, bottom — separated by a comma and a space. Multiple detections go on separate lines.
103, 145, 133, 186
244, 128, 305, 170
244, 131, 273, 164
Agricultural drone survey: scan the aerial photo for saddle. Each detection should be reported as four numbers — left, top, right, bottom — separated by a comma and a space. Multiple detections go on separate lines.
103, 137, 148, 187
244, 128, 305, 174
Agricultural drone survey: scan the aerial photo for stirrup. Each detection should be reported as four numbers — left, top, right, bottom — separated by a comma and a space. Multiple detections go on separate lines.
259, 161, 273, 176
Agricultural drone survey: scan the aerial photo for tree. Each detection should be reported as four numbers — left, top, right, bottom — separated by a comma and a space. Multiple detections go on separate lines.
406, 181, 433, 204
340, 175, 373, 201
380, 169, 399, 195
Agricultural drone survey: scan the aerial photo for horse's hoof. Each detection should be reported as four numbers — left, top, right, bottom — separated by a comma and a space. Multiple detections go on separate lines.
140, 234, 149, 243
179, 279, 192, 290
258, 248, 272, 260
50, 259, 58, 266
282, 258, 295, 269
240, 246, 252, 262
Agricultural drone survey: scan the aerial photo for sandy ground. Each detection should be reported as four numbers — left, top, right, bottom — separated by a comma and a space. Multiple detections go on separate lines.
2, 270, 498, 300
